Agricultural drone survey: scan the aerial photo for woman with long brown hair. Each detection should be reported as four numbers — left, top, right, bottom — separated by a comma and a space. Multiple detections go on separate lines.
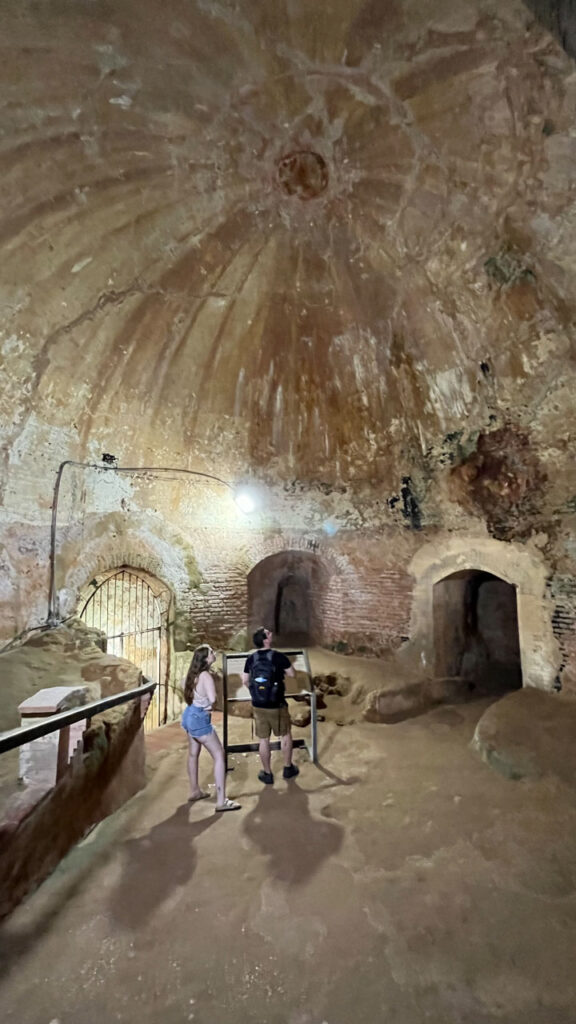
181, 644, 240, 812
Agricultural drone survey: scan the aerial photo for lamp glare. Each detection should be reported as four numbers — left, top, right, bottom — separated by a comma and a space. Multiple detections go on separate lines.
234, 489, 257, 514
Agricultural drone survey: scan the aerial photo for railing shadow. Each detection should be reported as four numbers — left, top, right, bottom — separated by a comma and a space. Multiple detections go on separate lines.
0, 804, 130, 979
313, 761, 361, 788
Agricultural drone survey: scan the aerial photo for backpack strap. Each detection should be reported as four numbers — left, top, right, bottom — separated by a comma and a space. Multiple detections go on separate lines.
255, 649, 273, 665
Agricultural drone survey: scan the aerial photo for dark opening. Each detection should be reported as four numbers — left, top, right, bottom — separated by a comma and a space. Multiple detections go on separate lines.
248, 551, 329, 647
433, 570, 522, 695
273, 571, 312, 646
276, 150, 329, 200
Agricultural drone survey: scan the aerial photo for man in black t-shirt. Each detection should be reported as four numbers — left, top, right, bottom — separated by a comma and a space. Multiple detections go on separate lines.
242, 627, 299, 785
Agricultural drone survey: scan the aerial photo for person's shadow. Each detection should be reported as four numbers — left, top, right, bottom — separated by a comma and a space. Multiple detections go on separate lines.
108, 803, 221, 929
242, 783, 343, 886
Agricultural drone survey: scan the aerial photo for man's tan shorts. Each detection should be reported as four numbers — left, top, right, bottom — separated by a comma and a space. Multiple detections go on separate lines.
253, 705, 291, 739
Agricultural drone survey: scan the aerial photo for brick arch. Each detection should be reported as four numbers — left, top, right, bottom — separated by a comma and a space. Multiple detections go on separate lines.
242, 533, 353, 579
77, 564, 171, 617
55, 513, 198, 619
408, 535, 560, 690
224, 536, 354, 650
246, 547, 338, 646
77, 549, 170, 592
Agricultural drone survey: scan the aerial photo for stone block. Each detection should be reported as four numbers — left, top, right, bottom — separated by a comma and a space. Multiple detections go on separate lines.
291, 706, 311, 728
18, 686, 91, 787
472, 688, 576, 787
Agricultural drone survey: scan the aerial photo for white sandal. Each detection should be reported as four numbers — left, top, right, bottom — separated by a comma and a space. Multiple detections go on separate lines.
215, 798, 241, 812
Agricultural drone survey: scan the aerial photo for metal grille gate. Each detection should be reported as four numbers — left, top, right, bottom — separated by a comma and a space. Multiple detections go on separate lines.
80, 570, 165, 730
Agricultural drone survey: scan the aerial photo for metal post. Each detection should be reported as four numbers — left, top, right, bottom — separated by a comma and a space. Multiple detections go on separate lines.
222, 656, 230, 773
310, 688, 318, 764
56, 725, 70, 782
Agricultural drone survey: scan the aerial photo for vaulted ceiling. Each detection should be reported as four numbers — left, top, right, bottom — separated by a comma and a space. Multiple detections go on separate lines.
2, 0, 576, 520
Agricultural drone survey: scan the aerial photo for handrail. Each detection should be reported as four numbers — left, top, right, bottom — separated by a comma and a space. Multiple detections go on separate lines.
0, 680, 156, 755
223, 649, 308, 659
226, 691, 314, 702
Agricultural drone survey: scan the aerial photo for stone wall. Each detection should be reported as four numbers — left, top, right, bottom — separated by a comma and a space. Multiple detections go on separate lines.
2, 501, 568, 697
1, 0, 576, 694
0, 620, 143, 733
169, 532, 416, 657
407, 536, 560, 690
0, 698, 147, 920
548, 575, 576, 696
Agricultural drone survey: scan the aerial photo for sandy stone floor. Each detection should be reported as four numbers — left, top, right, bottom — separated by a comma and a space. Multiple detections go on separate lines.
1, 699, 576, 1024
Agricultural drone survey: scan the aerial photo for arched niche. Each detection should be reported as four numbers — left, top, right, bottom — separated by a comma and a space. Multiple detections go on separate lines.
247, 550, 330, 647
408, 537, 559, 691
433, 569, 522, 693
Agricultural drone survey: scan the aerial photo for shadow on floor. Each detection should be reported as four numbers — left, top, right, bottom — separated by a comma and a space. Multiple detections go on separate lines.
242, 781, 343, 886
314, 761, 361, 788
108, 802, 221, 930
0, 801, 131, 979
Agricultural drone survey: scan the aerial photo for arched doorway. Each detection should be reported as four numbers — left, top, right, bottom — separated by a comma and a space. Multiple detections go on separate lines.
79, 567, 171, 728
408, 537, 558, 691
248, 551, 329, 647
433, 570, 522, 694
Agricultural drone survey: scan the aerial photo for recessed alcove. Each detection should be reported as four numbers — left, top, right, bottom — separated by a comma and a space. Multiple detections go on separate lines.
408, 536, 559, 692
433, 570, 522, 694
247, 550, 329, 646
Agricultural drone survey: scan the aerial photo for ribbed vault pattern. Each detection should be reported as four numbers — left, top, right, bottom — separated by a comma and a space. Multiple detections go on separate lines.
1, 0, 575, 491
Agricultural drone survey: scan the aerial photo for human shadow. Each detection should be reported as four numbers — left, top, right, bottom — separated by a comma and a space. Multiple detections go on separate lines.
242, 782, 343, 886
108, 802, 221, 929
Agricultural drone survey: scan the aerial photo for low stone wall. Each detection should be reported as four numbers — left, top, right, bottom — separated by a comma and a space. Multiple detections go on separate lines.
363, 676, 466, 723
0, 698, 146, 920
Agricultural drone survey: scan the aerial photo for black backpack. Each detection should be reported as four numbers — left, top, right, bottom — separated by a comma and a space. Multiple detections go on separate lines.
249, 650, 281, 708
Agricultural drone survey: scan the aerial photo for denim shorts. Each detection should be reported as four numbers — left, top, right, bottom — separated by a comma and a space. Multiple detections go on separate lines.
182, 704, 213, 738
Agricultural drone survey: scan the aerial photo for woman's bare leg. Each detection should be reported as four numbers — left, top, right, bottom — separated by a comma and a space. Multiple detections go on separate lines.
199, 731, 227, 807
187, 736, 204, 798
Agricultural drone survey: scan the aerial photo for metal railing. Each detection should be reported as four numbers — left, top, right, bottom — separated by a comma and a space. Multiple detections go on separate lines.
0, 681, 156, 780
225, 690, 318, 766
221, 649, 318, 771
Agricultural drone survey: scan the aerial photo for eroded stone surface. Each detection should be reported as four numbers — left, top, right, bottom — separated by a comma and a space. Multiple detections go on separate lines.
473, 686, 576, 784
0, 620, 141, 733
1, 1, 576, 688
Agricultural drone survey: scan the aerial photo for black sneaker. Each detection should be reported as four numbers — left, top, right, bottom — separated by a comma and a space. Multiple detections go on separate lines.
258, 770, 274, 785
283, 764, 300, 780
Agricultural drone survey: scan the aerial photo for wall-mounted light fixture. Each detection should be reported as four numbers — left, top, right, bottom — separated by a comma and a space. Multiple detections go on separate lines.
47, 460, 257, 626
233, 487, 258, 515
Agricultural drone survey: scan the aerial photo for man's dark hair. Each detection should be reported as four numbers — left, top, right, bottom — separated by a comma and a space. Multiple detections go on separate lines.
253, 627, 268, 649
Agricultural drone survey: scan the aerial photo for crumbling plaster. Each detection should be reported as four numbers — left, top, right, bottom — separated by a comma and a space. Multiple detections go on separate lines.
2, 0, 576, 667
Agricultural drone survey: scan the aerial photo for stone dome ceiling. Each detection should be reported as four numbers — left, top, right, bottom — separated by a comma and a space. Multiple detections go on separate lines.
2, 0, 576, 505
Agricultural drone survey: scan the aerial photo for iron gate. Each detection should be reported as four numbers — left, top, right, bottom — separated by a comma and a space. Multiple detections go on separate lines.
80, 570, 166, 730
